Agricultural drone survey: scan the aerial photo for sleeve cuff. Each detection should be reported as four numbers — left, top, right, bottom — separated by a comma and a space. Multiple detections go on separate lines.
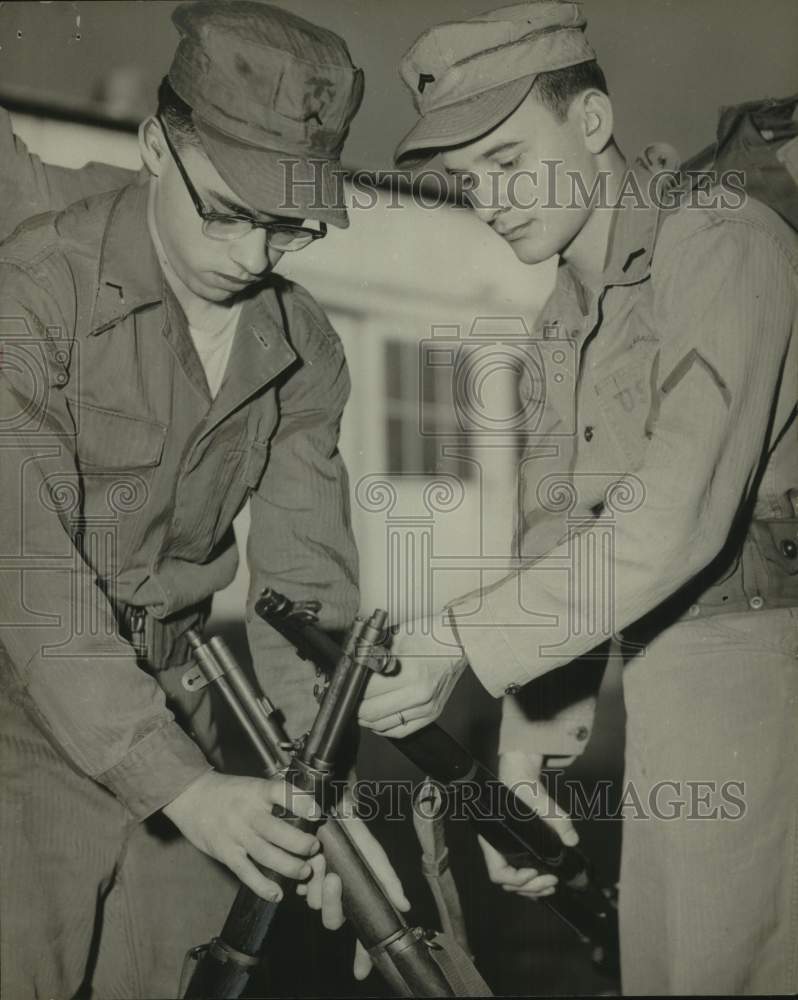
498, 693, 596, 757
97, 721, 212, 821
447, 589, 537, 697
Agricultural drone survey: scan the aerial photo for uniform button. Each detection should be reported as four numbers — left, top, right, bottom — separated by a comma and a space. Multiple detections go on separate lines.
688, 604, 700, 618
583, 425, 594, 442
781, 538, 797, 559
574, 726, 589, 742
749, 595, 764, 610
505, 683, 520, 695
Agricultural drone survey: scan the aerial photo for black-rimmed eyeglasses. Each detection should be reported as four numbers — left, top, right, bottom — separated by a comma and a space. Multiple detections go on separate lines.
157, 116, 327, 252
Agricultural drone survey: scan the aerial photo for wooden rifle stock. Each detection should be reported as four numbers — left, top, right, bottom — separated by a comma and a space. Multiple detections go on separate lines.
255, 588, 620, 982
180, 619, 473, 998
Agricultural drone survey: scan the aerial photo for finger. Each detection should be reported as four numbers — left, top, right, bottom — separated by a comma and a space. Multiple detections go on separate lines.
358, 688, 430, 726
477, 836, 559, 891
305, 853, 327, 911
226, 850, 284, 903
511, 785, 579, 847
353, 940, 373, 981
320, 872, 345, 930
255, 811, 320, 857
477, 835, 508, 878
501, 873, 558, 893
344, 816, 410, 911
496, 866, 544, 886
364, 704, 433, 737
266, 781, 323, 825
478, 836, 534, 882
244, 836, 313, 881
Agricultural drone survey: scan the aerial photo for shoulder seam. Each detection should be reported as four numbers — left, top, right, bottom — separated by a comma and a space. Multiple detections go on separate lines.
289, 286, 344, 362
0, 258, 74, 341
655, 210, 798, 277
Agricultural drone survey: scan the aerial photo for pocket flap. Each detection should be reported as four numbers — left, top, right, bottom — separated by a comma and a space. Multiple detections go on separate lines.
67, 398, 167, 469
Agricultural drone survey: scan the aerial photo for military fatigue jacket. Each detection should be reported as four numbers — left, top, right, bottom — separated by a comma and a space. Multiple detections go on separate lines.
0, 114, 357, 819
447, 160, 798, 757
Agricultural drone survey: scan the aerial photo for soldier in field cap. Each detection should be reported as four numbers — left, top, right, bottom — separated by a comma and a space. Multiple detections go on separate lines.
0, 3, 409, 998
359, 2, 798, 994
167, 0, 363, 229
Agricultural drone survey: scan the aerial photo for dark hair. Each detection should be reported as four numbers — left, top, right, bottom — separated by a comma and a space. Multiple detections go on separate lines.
156, 76, 201, 148
530, 60, 609, 121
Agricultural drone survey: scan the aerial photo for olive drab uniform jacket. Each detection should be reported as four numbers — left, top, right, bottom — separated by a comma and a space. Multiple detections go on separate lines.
0, 110, 358, 819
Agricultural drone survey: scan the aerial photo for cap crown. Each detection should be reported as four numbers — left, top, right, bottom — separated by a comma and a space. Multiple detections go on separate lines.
400, 1, 591, 114
170, 0, 364, 158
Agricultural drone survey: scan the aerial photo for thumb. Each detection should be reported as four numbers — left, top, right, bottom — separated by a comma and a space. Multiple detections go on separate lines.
511, 778, 579, 848
353, 940, 373, 981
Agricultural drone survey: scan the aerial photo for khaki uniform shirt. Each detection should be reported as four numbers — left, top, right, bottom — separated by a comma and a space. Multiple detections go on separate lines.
447, 161, 798, 757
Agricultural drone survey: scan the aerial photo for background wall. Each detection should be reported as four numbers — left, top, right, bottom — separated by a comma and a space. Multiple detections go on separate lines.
1, 0, 797, 169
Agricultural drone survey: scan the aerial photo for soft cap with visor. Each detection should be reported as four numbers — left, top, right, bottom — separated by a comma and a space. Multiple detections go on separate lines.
169, 0, 364, 228
395, 1, 595, 168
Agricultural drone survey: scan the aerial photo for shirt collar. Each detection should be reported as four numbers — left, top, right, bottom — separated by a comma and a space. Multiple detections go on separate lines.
550, 153, 676, 323
600, 154, 672, 287
90, 180, 164, 335
87, 180, 297, 389
87, 181, 296, 372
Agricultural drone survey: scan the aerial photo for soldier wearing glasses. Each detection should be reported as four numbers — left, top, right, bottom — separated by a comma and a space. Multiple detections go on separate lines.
0, 4, 407, 997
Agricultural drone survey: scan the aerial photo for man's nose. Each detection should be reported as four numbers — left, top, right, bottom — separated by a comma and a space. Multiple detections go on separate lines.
466, 172, 510, 227
474, 202, 511, 229
228, 228, 270, 275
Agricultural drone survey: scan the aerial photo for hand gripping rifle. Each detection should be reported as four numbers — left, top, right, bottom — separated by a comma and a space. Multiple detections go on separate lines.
255, 588, 621, 983
180, 607, 492, 999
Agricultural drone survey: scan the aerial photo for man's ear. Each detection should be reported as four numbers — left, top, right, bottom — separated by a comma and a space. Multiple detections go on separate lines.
139, 116, 167, 176
575, 90, 614, 155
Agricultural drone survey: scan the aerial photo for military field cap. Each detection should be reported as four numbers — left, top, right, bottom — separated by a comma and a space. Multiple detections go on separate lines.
169, 0, 364, 228
394, 1, 594, 167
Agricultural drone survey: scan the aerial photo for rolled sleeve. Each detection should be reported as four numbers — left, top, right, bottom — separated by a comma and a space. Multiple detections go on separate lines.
499, 651, 607, 757
98, 722, 212, 821
452, 213, 797, 695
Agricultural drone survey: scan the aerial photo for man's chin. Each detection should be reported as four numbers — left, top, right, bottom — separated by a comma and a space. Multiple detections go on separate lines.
190, 277, 248, 304
507, 237, 558, 266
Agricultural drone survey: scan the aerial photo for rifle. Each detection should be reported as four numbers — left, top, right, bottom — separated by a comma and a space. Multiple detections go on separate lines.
255, 587, 621, 982
180, 608, 492, 998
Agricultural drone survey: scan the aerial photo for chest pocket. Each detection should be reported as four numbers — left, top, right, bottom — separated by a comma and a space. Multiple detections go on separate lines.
66, 398, 167, 469
593, 353, 656, 470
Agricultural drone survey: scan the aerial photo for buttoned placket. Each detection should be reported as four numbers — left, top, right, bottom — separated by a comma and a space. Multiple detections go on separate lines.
160, 290, 297, 570
562, 187, 664, 485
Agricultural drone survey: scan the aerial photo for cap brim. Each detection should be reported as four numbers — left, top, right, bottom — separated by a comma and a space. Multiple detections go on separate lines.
394, 76, 537, 168
194, 119, 350, 229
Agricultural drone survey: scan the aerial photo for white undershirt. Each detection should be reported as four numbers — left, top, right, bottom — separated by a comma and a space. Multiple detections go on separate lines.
188, 307, 240, 398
